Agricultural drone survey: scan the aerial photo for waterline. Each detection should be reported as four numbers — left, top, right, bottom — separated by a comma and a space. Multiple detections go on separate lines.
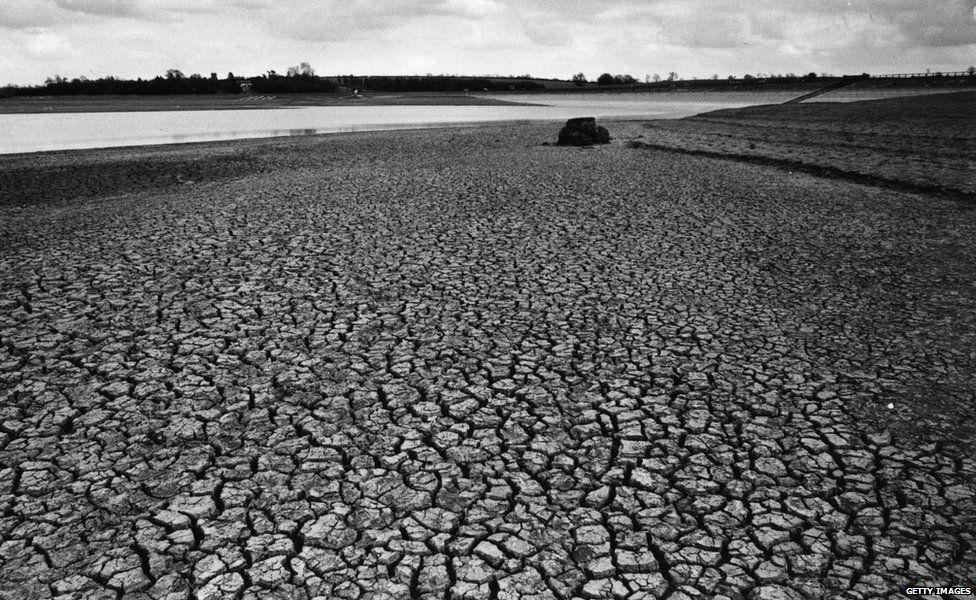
0, 92, 799, 154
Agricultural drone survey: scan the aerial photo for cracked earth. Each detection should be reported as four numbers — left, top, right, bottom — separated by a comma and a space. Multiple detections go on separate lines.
1, 121, 975, 599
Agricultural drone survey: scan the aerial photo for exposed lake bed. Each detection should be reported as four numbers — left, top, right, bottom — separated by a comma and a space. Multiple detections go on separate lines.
1, 91, 974, 599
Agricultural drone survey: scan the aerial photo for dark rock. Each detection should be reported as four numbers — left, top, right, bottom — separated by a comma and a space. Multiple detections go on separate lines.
557, 117, 610, 146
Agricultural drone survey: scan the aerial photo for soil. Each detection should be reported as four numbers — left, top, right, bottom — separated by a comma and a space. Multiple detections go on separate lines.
622, 91, 976, 198
1, 118, 974, 598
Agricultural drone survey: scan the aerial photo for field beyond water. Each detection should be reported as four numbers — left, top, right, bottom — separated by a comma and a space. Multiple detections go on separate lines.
1, 93, 975, 599
0, 92, 532, 114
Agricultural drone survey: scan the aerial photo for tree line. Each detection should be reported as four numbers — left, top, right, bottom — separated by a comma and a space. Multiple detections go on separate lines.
335, 75, 543, 92
11, 65, 945, 97
0, 69, 339, 97
572, 71, 827, 87
0, 65, 550, 97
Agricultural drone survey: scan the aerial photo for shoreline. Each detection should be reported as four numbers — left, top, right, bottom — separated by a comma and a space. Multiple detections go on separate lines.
3, 91, 971, 200
0, 92, 540, 115
0, 120, 537, 159
0, 120, 576, 206
3, 78, 974, 114
2, 85, 973, 158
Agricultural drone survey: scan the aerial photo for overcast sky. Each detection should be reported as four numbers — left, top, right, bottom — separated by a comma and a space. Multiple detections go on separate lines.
1, 0, 974, 86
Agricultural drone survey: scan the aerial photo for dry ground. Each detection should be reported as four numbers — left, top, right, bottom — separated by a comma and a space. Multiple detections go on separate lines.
1, 115, 975, 599
629, 91, 975, 198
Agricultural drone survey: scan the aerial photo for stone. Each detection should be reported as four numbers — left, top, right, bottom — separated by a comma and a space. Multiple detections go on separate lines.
473, 541, 505, 567
750, 585, 804, 600
557, 117, 611, 146
196, 572, 245, 600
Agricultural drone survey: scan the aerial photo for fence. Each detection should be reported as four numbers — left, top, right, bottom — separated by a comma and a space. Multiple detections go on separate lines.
873, 71, 973, 78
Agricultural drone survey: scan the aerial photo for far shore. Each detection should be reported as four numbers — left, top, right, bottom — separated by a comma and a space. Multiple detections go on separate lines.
0, 92, 543, 114
2, 76, 974, 114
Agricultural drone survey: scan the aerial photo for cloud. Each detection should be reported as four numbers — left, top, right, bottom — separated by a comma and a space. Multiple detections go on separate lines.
2, 0, 974, 87
265, 0, 505, 42
53, 0, 141, 17
661, 11, 758, 49
0, 2, 72, 29
753, 0, 976, 48
25, 29, 75, 60
887, 0, 976, 46
521, 20, 569, 47
0, 0, 268, 30
440, 0, 504, 18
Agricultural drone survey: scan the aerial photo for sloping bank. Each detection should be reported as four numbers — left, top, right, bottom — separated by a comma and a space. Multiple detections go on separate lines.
622, 90, 975, 202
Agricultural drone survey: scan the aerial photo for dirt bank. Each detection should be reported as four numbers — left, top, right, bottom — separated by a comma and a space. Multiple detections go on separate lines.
622, 91, 976, 199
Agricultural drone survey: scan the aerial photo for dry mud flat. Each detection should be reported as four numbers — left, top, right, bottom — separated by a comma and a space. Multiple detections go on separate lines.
631, 91, 976, 198
1, 118, 975, 600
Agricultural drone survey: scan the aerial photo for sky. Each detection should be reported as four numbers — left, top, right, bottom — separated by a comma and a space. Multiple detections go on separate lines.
1, 0, 974, 86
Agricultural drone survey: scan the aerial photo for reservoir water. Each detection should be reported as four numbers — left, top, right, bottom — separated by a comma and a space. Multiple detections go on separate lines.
0, 92, 801, 154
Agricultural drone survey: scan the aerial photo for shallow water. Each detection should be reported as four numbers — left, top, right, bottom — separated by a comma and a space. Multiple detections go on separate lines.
0, 91, 801, 154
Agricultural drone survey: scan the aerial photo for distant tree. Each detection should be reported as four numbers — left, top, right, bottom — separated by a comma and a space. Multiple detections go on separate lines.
743, 74, 755, 80
223, 72, 238, 93
8, 67, 336, 97
596, 73, 615, 85
619, 74, 636, 84
572, 72, 587, 86
807, 72, 818, 79
711, 74, 718, 80
667, 71, 678, 81
968, 65, 975, 76
300, 62, 314, 76
652, 74, 661, 82
287, 66, 300, 77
